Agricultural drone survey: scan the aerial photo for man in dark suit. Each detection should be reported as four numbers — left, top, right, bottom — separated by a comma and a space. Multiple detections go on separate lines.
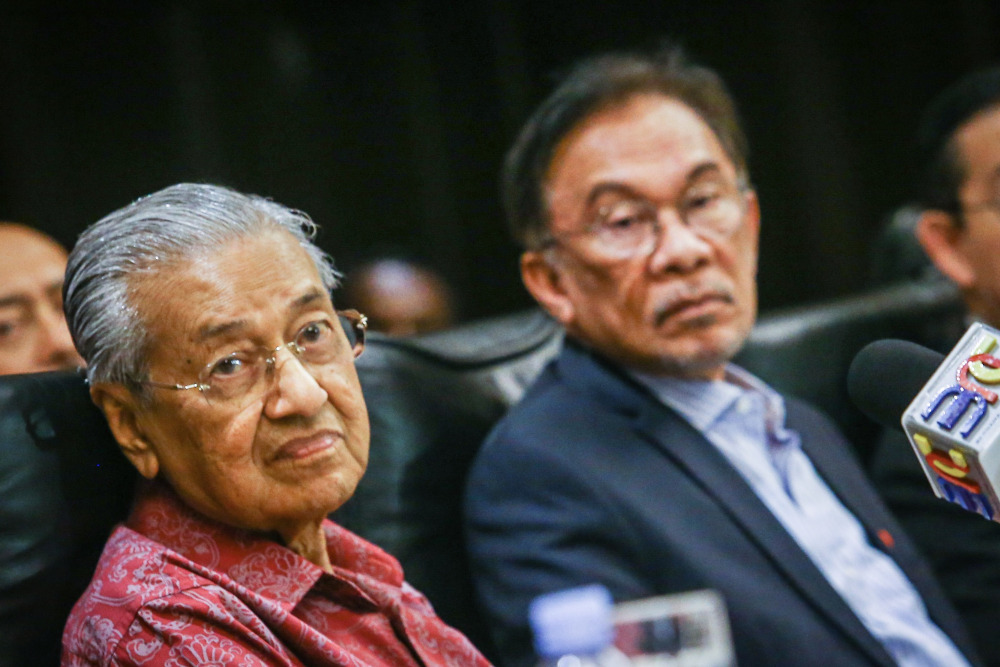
869, 66, 1000, 666
463, 45, 980, 667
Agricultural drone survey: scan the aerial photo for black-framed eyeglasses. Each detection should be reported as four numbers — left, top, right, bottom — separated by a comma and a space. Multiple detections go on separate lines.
539, 180, 749, 260
143, 309, 367, 405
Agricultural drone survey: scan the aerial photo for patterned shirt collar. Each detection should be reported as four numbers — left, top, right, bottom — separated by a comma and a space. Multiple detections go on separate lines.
127, 480, 404, 611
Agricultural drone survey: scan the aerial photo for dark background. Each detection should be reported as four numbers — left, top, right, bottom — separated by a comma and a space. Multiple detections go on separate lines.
1, 1, 998, 321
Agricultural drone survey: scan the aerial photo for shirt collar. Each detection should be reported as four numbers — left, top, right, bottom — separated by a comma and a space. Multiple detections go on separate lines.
127, 480, 404, 611
630, 363, 791, 441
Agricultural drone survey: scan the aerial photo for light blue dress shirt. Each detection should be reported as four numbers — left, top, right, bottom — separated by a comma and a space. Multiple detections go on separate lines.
632, 364, 971, 667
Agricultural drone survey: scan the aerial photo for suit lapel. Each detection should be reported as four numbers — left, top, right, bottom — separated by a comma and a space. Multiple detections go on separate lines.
556, 342, 895, 666
632, 401, 894, 666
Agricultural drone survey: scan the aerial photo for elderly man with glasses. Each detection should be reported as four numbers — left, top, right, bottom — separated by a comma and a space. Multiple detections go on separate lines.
462, 46, 981, 667
60, 184, 491, 667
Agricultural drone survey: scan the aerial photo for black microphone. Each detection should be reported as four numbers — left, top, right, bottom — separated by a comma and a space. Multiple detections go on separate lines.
847, 339, 944, 432
848, 325, 1000, 521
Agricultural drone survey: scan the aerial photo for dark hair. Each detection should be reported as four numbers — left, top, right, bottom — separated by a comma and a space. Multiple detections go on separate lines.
917, 66, 1000, 218
502, 44, 749, 250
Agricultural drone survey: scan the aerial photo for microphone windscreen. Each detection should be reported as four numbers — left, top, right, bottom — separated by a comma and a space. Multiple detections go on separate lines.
847, 339, 944, 431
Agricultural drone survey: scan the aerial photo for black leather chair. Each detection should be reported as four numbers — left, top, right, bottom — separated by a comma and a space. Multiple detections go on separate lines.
0, 371, 134, 667
334, 309, 563, 658
868, 204, 940, 286
734, 278, 965, 462
0, 278, 965, 665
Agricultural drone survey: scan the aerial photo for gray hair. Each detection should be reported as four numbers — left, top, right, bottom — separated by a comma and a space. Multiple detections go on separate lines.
64, 183, 339, 389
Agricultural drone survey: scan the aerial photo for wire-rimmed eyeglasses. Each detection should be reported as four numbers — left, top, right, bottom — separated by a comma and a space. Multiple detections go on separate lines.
143, 309, 367, 405
539, 180, 749, 260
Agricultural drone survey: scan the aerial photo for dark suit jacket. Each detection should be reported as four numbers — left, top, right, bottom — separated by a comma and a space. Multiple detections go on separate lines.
464, 341, 979, 667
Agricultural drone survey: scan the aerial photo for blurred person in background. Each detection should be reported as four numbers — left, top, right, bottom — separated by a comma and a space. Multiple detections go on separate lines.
343, 257, 455, 336
0, 222, 84, 667
869, 65, 1000, 665
0, 223, 82, 375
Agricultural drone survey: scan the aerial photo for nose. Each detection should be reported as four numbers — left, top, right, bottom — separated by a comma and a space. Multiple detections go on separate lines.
646, 211, 713, 275
34, 305, 83, 371
263, 349, 328, 420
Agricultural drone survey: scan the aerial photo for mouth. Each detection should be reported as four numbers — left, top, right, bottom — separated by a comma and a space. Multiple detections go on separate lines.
271, 429, 342, 463
653, 288, 734, 327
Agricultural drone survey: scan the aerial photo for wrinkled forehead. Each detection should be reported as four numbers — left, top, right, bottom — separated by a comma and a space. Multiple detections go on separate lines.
544, 95, 735, 208
129, 230, 329, 344
552, 92, 726, 162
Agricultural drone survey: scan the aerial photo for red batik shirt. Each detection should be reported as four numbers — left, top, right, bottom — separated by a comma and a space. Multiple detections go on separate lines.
62, 480, 491, 666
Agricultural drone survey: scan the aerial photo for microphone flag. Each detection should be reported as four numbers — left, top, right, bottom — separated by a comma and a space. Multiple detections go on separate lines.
902, 322, 1000, 521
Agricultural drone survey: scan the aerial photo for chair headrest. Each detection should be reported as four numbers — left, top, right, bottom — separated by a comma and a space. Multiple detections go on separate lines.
1, 370, 111, 451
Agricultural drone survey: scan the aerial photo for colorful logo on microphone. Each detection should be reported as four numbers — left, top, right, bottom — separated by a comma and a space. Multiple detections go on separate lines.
912, 433, 992, 519
904, 324, 1000, 522
921, 335, 1000, 437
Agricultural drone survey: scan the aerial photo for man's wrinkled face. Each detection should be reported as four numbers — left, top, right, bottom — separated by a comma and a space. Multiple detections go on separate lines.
523, 94, 760, 379
0, 224, 83, 375
110, 230, 369, 535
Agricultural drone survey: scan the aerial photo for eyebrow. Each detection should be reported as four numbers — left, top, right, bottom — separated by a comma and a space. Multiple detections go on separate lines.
0, 295, 29, 310
197, 319, 248, 342
195, 287, 327, 342
294, 288, 325, 310
584, 162, 725, 208
0, 279, 64, 310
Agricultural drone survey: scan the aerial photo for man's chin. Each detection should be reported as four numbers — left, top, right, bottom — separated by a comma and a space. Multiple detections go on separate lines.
644, 331, 747, 379
650, 353, 728, 380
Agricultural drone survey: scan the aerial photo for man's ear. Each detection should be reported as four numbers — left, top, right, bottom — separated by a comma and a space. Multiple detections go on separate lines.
90, 383, 160, 480
521, 250, 576, 326
916, 210, 974, 288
